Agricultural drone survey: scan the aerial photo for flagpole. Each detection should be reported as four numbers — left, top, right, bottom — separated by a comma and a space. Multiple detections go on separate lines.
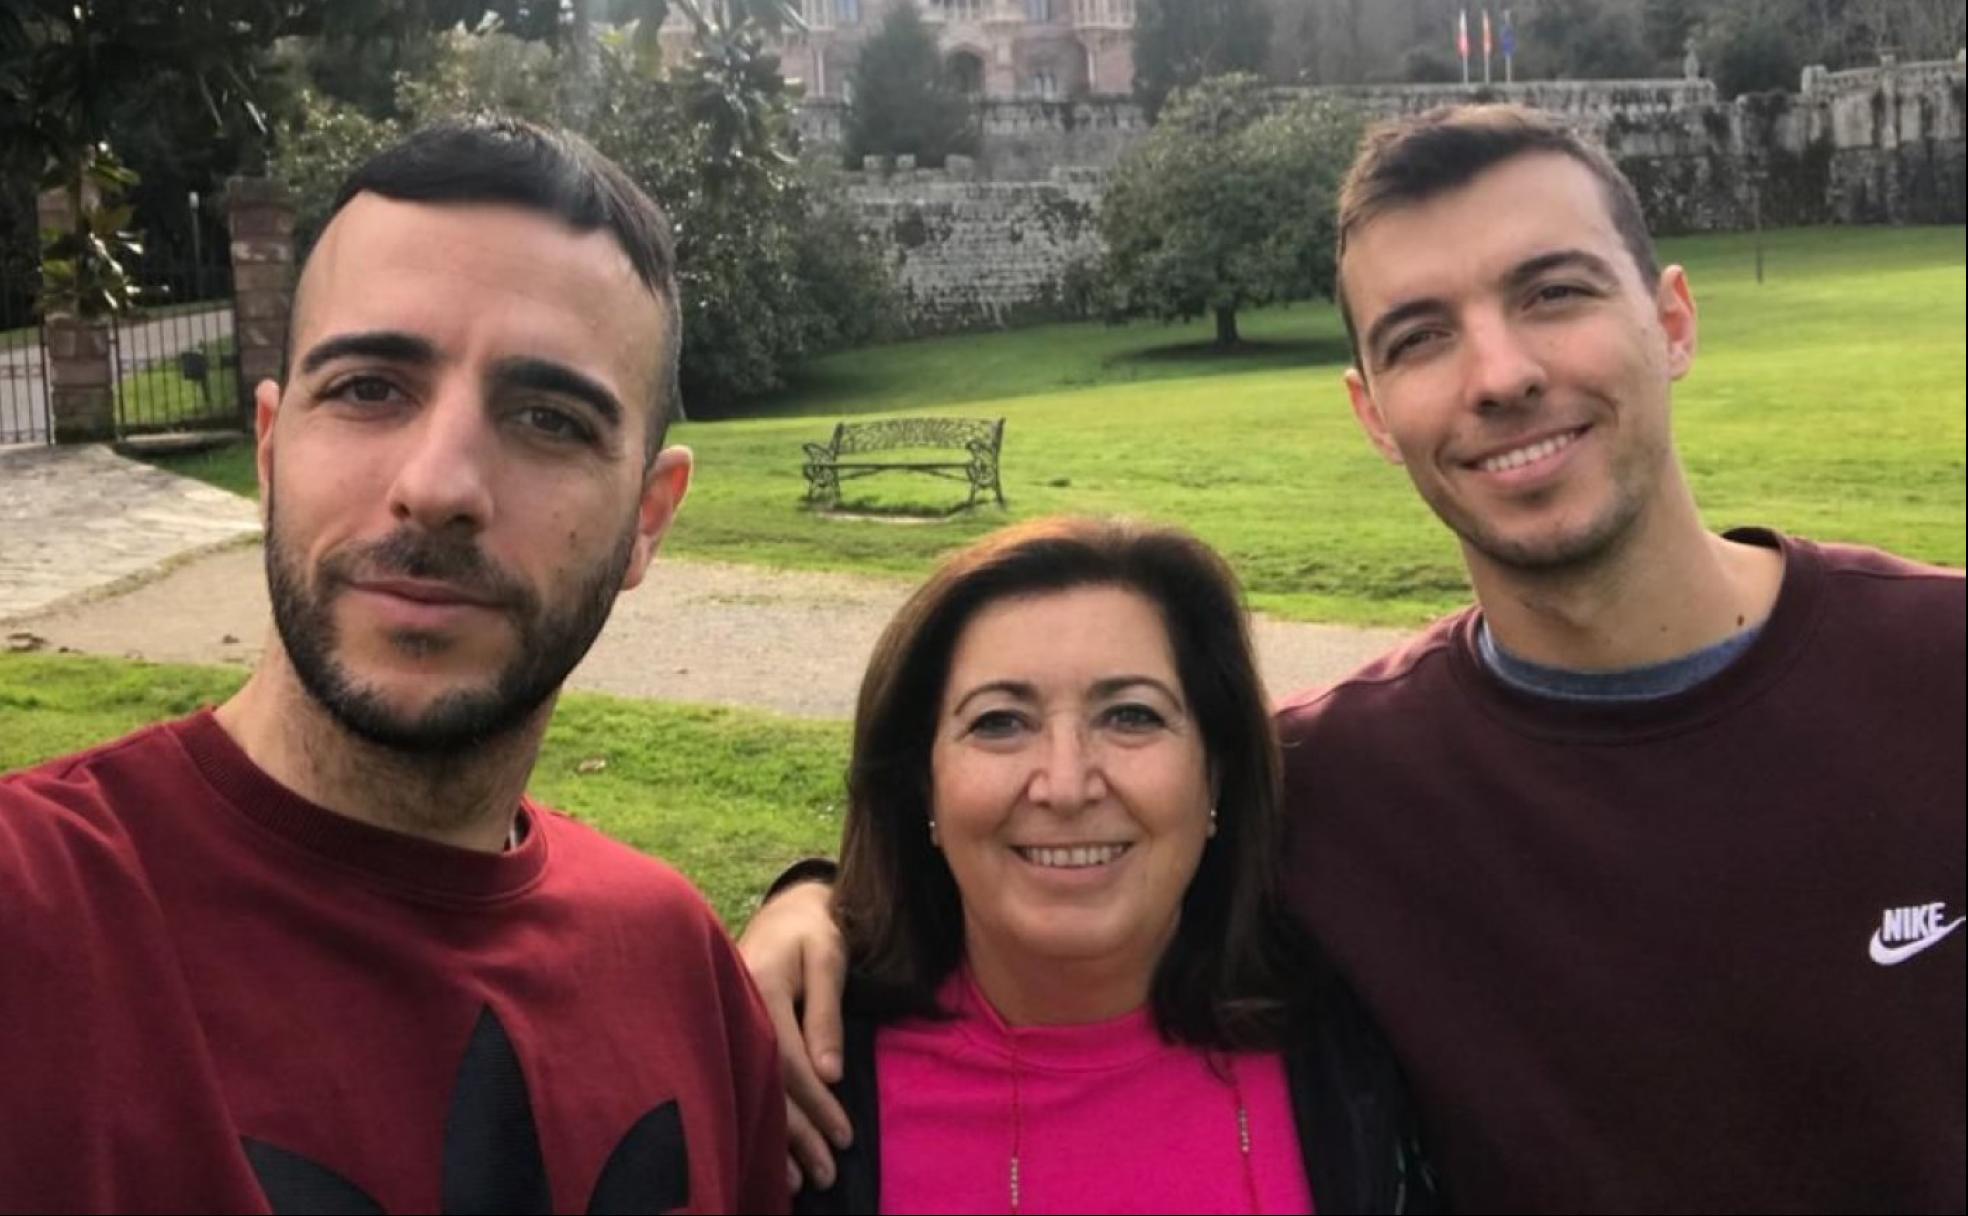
1458, 8, 1470, 84
1483, 9, 1493, 84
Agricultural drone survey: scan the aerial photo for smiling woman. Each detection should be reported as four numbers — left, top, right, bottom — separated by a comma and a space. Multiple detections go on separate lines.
802, 517, 1437, 1214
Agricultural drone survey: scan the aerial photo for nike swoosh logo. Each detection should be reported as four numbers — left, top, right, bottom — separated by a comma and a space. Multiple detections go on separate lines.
1869, 916, 1966, 965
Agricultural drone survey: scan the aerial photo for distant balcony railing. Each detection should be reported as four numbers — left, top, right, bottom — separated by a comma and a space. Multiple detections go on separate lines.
927, 0, 994, 24
1070, 0, 1133, 28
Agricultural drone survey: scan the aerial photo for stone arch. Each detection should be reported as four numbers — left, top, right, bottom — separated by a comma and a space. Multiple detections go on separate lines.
946, 47, 986, 95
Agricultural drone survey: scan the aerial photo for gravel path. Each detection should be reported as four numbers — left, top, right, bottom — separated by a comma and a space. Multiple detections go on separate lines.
6, 543, 1414, 719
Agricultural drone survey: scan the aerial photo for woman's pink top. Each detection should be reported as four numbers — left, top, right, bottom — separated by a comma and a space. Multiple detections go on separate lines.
876, 970, 1316, 1214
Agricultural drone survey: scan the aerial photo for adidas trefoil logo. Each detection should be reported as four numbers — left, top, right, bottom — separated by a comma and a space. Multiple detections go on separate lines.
244, 1006, 689, 1214
1868, 901, 1965, 967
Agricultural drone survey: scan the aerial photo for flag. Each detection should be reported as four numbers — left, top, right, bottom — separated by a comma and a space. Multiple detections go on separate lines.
1457, 9, 1469, 62
1500, 8, 1516, 58
1483, 9, 1493, 58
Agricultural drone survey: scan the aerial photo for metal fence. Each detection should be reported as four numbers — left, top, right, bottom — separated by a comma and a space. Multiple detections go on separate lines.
0, 290, 50, 447
111, 262, 244, 439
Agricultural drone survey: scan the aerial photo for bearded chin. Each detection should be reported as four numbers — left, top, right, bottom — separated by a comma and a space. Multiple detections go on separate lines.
263, 491, 635, 757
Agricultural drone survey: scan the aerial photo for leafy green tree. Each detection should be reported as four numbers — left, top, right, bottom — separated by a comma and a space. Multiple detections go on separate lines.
1132, 0, 1272, 118
1643, 0, 1702, 70
1098, 75, 1360, 348
0, 1, 557, 320
1704, 20, 1803, 96
844, 3, 976, 169
1519, 0, 1653, 79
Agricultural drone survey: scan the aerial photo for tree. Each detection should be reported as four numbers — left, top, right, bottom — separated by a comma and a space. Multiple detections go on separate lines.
1519, 0, 1654, 80
843, 3, 976, 169
0, 1, 557, 321
1133, 0, 1272, 117
1098, 75, 1361, 348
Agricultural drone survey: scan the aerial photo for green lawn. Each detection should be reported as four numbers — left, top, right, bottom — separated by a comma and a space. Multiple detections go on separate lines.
145, 225, 1967, 625
0, 653, 844, 929
116, 334, 244, 433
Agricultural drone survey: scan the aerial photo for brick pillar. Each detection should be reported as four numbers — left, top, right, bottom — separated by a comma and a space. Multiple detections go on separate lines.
225, 177, 296, 419
37, 185, 116, 444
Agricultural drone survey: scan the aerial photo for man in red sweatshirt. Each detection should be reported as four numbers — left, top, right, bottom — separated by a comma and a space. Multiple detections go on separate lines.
1, 117, 785, 1214
741, 104, 1964, 1213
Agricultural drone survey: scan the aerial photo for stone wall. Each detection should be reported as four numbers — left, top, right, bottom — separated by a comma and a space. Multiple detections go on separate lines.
799, 96, 1148, 179
835, 161, 1104, 331
812, 59, 1966, 329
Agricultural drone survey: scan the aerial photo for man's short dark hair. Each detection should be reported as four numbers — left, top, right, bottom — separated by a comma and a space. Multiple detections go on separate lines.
1335, 103, 1660, 370
311, 115, 683, 456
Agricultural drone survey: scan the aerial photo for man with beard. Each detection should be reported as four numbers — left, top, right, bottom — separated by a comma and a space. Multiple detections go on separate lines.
0, 118, 785, 1214
740, 105, 1964, 1213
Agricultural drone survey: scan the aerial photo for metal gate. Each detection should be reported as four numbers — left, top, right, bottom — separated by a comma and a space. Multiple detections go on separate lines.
110, 262, 246, 439
0, 293, 50, 447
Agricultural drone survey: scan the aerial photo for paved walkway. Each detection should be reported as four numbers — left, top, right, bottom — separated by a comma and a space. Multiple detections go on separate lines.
2, 446, 1415, 718
0, 444, 261, 622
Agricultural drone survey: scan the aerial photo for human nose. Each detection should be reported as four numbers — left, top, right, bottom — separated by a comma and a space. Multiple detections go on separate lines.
1026, 717, 1106, 811
386, 383, 496, 536
1459, 308, 1546, 413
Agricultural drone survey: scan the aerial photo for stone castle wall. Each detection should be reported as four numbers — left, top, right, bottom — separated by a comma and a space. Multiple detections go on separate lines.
830, 162, 1106, 331
798, 97, 1150, 179
810, 59, 1966, 330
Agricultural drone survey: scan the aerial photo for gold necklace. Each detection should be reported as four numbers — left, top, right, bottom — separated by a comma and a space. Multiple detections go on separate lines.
1006, 1043, 1262, 1214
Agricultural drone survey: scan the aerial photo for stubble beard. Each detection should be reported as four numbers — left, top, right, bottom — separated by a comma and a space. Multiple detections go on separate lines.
1439, 475, 1649, 574
264, 491, 636, 758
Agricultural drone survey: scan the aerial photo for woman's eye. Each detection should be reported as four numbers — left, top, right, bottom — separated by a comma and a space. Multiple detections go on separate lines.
966, 709, 1026, 739
1104, 703, 1168, 732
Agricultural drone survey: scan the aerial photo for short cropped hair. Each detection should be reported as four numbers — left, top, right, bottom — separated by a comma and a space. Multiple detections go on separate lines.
833, 516, 1322, 1050
1335, 103, 1659, 369
312, 115, 682, 455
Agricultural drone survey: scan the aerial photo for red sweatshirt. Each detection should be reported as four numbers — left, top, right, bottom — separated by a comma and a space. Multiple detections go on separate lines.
0, 710, 786, 1215
1278, 531, 1965, 1213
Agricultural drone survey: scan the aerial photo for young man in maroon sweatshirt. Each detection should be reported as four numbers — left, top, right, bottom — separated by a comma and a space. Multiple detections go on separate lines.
0, 118, 785, 1214
741, 105, 1964, 1213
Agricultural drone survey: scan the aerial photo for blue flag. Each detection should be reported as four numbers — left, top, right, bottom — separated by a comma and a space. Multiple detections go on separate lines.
1500, 8, 1516, 57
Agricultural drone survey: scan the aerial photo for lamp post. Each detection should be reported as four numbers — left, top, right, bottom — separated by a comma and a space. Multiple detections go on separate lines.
189, 190, 203, 302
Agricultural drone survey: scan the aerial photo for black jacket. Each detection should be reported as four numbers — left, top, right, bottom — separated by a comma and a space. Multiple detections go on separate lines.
794, 976, 1442, 1215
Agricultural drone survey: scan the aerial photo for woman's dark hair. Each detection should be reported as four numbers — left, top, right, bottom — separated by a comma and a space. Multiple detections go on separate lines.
834, 516, 1321, 1049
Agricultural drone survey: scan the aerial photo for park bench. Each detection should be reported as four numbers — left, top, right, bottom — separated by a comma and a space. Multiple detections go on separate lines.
802, 417, 1006, 512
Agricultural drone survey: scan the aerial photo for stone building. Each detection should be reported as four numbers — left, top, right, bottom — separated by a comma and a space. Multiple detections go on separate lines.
769, 0, 1137, 100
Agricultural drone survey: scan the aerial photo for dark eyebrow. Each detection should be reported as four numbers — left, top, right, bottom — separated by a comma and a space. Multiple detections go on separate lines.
1506, 248, 1620, 288
298, 330, 436, 377
952, 680, 1035, 717
950, 676, 1185, 716
490, 356, 623, 429
1092, 675, 1184, 706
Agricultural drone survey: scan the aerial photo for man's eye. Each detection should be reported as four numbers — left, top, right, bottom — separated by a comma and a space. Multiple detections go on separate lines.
1531, 282, 1591, 306
516, 405, 592, 442
325, 375, 402, 406
1383, 329, 1441, 365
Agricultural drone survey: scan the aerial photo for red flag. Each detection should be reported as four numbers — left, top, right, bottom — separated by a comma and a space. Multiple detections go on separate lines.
1483, 9, 1493, 57
1457, 8, 1469, 61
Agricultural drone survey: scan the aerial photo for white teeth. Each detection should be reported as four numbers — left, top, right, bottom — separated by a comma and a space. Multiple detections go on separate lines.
1479, 429, 1579, 473
1018, 844, 1130, 869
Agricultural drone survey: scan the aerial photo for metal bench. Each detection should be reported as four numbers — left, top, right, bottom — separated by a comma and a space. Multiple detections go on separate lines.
802, 417, 1006, 512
